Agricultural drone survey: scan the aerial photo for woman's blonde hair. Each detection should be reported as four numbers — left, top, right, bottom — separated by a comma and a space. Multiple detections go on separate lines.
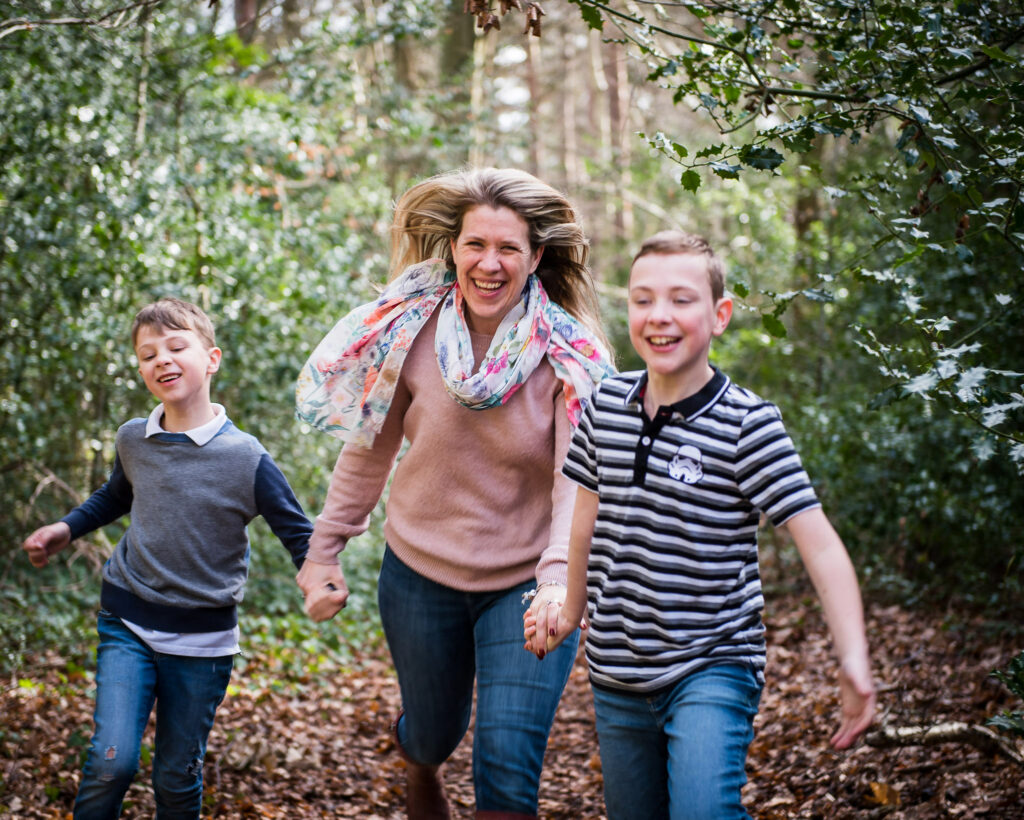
389, 167, 607, 344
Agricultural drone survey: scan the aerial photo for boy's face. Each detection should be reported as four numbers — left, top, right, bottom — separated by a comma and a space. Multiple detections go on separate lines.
134, 324, 221, 410
628, 252, 732, 388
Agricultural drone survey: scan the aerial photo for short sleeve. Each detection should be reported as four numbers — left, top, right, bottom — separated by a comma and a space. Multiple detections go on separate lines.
735, 403, 820, 526
560, 394, 600, 493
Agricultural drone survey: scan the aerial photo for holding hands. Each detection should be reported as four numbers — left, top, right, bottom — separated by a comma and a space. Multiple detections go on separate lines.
522, 583, 584, 660
296, 559, 350, 622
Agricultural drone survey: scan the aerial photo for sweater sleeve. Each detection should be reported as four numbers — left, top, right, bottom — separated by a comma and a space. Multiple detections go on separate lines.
307, 380, 408, 564
533, 389, 574, 586
61, 451, 133, 540
254, 453, 313, 569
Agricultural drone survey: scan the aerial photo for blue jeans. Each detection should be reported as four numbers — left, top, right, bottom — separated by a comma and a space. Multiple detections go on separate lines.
378, 547, 578, 815
592, 664, 762, 820
73, 612, 233, 820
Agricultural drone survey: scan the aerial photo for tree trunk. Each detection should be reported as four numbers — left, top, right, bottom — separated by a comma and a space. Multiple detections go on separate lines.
469, 33, 495, 167
559, 34, 580, 193
525, 33, 542, 176
234, 0, 258, 43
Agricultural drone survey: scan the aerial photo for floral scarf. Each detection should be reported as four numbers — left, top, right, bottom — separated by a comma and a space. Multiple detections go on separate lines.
295, 258, 615, 447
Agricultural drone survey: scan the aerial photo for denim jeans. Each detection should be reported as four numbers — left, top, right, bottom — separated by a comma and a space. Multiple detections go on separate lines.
73, 611, 233, 820
592, 664, 762, 820
378, 547, 578, 815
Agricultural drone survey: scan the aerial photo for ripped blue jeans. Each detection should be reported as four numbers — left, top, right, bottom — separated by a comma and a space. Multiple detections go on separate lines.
73, 611, 233, 820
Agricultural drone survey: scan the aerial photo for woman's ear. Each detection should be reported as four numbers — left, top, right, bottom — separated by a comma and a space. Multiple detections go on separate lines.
530, 245, 545, 273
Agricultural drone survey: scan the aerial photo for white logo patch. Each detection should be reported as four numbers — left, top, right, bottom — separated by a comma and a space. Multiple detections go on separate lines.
668, 444, 703, 484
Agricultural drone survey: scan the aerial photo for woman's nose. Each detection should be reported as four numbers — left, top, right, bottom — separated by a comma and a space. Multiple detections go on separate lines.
480, 249, 501, 271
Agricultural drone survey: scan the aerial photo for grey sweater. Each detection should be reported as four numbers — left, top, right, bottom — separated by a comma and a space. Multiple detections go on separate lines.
63, 417, 310, 632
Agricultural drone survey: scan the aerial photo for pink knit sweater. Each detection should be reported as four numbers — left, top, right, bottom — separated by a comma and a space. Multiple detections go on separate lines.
307, 310, 575, 591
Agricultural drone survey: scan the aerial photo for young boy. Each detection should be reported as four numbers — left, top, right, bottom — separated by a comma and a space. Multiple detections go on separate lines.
524, 231, 875, 820
22, 297, 312, 819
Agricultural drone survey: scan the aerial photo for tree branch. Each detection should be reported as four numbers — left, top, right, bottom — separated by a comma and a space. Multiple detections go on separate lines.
0, 1, 164, 41
866, 722, 1024, 769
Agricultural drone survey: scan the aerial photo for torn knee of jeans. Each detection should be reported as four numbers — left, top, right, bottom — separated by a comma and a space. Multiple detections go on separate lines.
185, 757, 203, 778
104, 745, 117, 760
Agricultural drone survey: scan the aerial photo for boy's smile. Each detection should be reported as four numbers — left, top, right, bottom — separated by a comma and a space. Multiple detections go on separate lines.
628, 252, 732, 405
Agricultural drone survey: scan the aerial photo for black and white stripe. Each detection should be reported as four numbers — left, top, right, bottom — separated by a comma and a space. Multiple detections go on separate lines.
563, 369, 820, 693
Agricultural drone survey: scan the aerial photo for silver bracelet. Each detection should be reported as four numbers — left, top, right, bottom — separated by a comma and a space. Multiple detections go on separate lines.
521, 580, 565, 605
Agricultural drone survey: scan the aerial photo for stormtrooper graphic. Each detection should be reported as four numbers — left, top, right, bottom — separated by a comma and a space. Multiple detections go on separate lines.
668, 444, 703, 484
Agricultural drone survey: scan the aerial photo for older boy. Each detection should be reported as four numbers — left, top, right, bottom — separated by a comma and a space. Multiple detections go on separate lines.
525, 231, 875, 820
22, 297, 312, 820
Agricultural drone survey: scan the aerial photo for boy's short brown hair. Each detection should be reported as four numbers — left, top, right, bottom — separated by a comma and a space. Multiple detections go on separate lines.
131, 297, 216, 349
631, 230, 726, 302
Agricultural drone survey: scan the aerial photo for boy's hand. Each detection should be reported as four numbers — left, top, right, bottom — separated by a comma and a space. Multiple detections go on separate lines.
22, 522, 71, 568
831, 652, 876, 749
296, 559, 349, 622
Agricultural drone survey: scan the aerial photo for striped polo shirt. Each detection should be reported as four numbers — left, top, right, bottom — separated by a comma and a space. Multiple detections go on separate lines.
562, 367, 820, 694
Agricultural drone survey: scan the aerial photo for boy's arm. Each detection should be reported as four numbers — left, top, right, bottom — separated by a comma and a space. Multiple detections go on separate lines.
785, 507, 876, 749
255, 454, 349, 621
254, 453, 313, 568
524, 486, 598, 659
61, 452, 134, 539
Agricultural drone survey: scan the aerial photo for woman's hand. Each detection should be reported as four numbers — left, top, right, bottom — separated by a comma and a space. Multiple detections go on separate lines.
296, 559, 349, 622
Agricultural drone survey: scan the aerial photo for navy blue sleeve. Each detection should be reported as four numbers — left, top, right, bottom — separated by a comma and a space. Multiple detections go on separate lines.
61, 451, 134, 540
254, 453, 312, 569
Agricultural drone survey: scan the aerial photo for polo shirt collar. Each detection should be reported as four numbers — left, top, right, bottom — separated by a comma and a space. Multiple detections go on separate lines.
624, 367, 730, 422
145, 403, 228, 446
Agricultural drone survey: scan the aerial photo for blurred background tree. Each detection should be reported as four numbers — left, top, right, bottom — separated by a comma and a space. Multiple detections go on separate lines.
2, 0, 1021, 673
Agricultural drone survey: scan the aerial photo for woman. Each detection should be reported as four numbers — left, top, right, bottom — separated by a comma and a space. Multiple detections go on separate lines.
295, 167, 614, 820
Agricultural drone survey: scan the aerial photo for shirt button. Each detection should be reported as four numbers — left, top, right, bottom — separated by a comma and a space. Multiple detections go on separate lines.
641, 436, 651, 445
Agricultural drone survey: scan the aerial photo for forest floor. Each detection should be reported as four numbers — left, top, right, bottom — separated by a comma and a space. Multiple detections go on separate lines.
2, 591, 1022, 819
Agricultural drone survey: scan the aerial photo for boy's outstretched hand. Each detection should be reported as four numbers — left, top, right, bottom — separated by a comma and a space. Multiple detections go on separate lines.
22, 522, 71, 568
296, 559, 349, 622
831, 652, 876, 749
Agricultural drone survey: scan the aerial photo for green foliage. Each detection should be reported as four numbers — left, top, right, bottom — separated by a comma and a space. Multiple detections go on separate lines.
987, 651, 1024, 738
0, 1, 463, 673
574, 0, 1024, 469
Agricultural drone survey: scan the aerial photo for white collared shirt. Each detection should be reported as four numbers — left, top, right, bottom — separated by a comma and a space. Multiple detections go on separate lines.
144, 402, 229, 445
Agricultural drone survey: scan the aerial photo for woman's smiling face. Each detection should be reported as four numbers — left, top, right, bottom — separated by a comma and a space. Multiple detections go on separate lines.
450, 205, 544, 336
